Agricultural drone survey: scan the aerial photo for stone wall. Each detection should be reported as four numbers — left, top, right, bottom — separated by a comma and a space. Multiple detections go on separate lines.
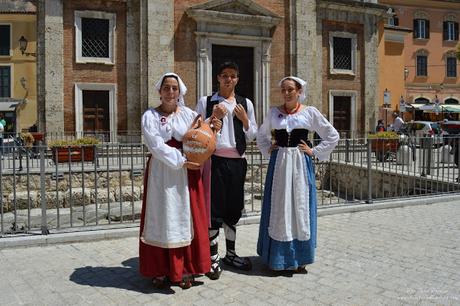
1, 171, 144, 211
325, 162, 460, 201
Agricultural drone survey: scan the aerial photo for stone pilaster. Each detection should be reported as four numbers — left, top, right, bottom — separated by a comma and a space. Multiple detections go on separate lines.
292, 0, 321, 109
126, 0, 141, 134
145, 0, 174, 108
364, 14, 379, 133
37, 0, 64, 134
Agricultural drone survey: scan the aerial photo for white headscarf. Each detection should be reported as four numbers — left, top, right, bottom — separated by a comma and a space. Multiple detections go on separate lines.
278, 76, 307, 103
155, 72, 188, 106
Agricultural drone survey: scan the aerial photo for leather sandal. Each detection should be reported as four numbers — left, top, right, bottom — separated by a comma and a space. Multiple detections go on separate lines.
178, 275, 194, 290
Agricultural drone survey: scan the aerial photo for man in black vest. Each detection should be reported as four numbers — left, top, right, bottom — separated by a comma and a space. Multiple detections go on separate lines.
196, 62, 257, 279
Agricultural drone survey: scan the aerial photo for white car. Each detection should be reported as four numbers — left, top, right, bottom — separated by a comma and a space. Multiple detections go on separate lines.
404, 121, 443, 147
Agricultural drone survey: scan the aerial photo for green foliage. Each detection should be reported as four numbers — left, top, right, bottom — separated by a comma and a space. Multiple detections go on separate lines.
368, 131, 399, 139
48, 137, 100, 148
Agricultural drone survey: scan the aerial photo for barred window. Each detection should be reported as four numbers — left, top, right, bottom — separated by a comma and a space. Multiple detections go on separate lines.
75, 11, 115, 64
333, 37, 352, 70
0, 66, 11, 97
81, 18, 109, 58
447, 57, 457, 77
416, 55, 428, 76
0, 25, 11, 56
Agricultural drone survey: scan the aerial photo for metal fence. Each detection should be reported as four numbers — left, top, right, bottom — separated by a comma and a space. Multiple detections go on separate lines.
1, 135, 459, 237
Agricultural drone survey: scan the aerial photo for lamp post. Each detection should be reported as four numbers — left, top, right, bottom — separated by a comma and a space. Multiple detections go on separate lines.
383, 88, 391, 128
404, 67, 409, 80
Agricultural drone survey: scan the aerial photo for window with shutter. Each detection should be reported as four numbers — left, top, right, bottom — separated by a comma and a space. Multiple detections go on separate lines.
0, 66, 11, 97
414, 19, 429, 39
0, 25, 11, 56
444, 21, 457, 41
416, 55, 428, 76
447, 57, 457, 77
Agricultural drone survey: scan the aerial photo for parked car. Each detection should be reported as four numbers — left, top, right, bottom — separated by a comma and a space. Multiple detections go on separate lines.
404, 121, 443, 147
440, 120, 460, 147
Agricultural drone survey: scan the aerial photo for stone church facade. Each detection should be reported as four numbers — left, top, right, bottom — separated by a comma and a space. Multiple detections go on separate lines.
36, 0, 388, 140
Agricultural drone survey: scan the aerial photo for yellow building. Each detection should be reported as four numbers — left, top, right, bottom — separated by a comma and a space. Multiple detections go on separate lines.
379, 0, 460, 125
0, 1, 36, 134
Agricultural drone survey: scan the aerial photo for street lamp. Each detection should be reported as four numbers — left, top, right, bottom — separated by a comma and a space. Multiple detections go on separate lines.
404, 67, 409, 80
18, 36, 36, 57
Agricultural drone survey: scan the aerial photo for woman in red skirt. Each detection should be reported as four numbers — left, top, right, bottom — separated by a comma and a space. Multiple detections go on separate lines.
140, 73, 219, 289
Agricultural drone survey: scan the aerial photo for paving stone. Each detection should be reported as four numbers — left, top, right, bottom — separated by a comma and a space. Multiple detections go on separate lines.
0, 202, 459, 305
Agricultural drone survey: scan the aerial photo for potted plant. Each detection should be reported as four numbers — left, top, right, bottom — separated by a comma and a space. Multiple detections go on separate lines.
48, 137, 100, 163
368, 131, 400, 162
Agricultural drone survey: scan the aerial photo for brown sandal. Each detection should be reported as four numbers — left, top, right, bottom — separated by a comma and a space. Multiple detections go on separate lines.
178, 275, 194, 290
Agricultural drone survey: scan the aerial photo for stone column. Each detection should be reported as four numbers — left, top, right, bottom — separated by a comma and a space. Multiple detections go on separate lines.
364, 14, 379, 134
126, 0, 141, 135
145, 0, 174, 108
292, 0, 321, 109
37, 0, 64, 134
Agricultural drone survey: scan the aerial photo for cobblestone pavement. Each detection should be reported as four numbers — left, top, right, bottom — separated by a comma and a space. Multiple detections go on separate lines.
0, 202, 459, 306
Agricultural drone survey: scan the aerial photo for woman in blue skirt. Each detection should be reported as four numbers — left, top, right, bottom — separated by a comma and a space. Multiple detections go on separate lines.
256, 76, 339, 272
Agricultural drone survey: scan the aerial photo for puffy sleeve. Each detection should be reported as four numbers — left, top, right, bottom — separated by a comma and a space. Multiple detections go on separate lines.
256, 108, 273, 160
141, 109, 186, 169
195, 96, 207, 118
306, 107, 339, 161
244, 99, 258, 142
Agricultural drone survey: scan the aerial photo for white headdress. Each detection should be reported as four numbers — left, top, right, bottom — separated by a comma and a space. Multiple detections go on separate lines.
278, 76, 307, 103
155, 72, 188, 106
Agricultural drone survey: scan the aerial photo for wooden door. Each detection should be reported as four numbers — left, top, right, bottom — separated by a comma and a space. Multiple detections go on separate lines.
82, 90, 109, 140
333, 96, 351, 137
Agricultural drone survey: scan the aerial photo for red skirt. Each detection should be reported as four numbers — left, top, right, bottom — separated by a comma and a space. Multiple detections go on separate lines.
139, 157, 211, 282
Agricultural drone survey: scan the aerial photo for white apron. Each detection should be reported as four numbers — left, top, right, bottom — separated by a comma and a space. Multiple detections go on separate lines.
268, 147, 310, 242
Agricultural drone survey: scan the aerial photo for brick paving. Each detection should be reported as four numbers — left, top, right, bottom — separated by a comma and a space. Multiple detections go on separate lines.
0, 201, 459, 305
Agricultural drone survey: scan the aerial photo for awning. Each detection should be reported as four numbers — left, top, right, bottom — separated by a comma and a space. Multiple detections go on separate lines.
442, 105, 460, 113
0, 101, 20, 112
406, 103, 460, 113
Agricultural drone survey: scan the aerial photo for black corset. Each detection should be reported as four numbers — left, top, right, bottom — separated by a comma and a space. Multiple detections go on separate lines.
274, 129, 309, 147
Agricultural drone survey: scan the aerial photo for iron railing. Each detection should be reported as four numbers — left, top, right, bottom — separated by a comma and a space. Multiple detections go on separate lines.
1, 135, 459, 237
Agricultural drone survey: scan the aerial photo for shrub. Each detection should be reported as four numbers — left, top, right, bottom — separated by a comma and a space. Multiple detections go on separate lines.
368, 131, 399, 139
48, 137, 100, 148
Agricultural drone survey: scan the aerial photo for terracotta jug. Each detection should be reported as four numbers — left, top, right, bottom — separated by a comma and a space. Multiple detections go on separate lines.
183, 114, 217, 165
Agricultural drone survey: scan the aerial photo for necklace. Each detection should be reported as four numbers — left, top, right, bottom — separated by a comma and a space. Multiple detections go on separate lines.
284, 103, 300, 115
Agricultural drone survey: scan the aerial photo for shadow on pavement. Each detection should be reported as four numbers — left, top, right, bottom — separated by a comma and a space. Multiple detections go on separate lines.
221, 256, 303, 278
69, 257, 177, 295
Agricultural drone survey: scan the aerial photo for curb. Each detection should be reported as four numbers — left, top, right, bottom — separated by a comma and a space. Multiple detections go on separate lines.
1, 194, 458, 249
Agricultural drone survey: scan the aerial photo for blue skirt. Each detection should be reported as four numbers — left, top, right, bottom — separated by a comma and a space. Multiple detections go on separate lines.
257, 149, 317, 270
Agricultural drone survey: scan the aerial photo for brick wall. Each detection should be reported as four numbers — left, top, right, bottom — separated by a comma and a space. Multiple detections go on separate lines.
63, 0, 127, 133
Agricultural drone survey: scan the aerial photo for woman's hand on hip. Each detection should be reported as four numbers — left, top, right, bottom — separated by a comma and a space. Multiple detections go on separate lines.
298, 140, 314, 157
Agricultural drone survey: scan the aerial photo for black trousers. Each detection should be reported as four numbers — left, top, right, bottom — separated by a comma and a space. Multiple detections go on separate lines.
210, 155, 247, 229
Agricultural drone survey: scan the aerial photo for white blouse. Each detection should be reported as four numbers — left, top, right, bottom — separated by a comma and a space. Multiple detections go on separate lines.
257, 106, 339, 161
142, 106, 198, 169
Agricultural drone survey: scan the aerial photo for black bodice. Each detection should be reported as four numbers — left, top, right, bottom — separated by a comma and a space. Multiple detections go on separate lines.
274, 129, 309, 147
